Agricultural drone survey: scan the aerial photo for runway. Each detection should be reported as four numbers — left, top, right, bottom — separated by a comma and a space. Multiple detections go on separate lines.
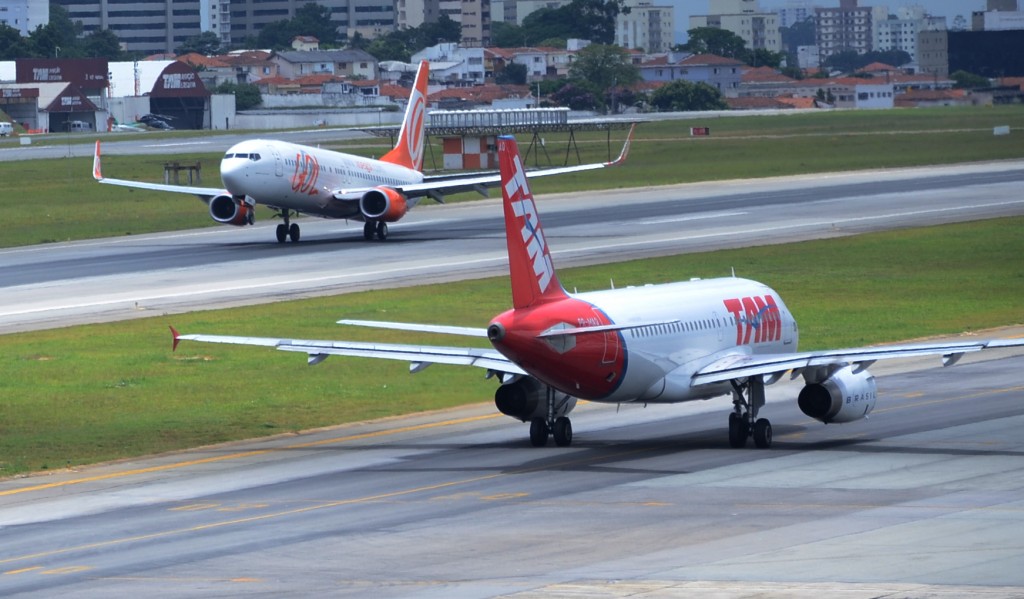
0, 347, 1022, 597
1, 159, 1022, 596
2, 159, 1022, 333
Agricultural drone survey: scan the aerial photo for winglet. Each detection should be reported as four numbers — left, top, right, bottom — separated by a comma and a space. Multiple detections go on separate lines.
606, 123, 636, 167
380, 60, 429, 171
498, 135, 567, 309
93, 140, 103, 180
170, 325, 181, 352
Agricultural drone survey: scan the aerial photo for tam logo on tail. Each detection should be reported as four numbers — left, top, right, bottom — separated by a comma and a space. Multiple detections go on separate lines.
498, 136, 564, 308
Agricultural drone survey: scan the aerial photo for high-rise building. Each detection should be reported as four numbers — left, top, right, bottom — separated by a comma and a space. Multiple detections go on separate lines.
690, 0, 782, 53
815, 0, 873, 61
52, 1, 397, 56
0, 0, 48, 36
776, 0, 812, 29
616, 0, 674, 53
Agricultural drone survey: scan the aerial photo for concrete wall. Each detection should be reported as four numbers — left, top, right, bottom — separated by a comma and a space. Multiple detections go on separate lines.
234, 108, 404, 130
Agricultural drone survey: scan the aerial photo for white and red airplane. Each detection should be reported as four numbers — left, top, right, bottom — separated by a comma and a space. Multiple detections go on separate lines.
93, 60, 633, 244
172, 135, 1024, 448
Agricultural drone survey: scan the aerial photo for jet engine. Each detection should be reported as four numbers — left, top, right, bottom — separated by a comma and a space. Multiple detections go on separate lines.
360, 187, 409, 222
494, 377, 576, 422
208, 194, 254, 226
797, 365, 877, 424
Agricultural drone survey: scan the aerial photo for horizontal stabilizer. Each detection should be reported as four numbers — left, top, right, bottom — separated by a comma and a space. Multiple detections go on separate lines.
338, 319, 488, 337
537, 319, 680, 338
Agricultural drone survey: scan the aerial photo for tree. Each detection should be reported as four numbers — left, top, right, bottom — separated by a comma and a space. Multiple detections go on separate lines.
411, 14, 461, 48
257, 3, 340, 50
823, 49, 861, 73
550, 83, 598, 110
649, 80, 727, 112
28, 5, 83, 58
0, 24, 32, 59
742, 48, 783, 69
568, 44, 639, 112
215, 82, 263, 110
950, 70, 991, 89
177, 31, 223, 56
291, 2, 340, 46
491, 22, 525, 48
82, 28, 124, 60
520, 0, 625, 46
496, 62, 528, 85
683, 27, 746, 59
366, 36, 410, 62
780, 17, 815, 56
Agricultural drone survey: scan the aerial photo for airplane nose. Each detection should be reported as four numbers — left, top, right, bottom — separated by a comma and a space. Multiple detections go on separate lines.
220, 159, 245, 193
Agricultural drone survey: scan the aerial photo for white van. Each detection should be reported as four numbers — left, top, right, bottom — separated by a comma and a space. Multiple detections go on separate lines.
0, 122, 13, 137
67, 121, 92, 132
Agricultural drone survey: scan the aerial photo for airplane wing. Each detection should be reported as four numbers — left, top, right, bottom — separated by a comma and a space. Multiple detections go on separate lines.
329, 123, 636, 203
691, 337, 1024, 386
92, 141, 223, 200
171, 328, 525, 376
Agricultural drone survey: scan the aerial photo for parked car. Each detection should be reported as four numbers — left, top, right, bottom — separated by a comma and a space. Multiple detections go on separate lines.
0, 122, 12, 137
139, 114, 174, 130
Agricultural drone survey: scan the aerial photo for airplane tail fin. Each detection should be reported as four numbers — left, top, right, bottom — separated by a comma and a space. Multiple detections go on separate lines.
380, 60, 429, 172
93, 140, 104, 180
498, 135, 568, 309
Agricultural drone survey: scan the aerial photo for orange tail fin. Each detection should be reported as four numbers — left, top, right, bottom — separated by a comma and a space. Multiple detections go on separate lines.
497, 136, 567, 309
380, 60, 429, 171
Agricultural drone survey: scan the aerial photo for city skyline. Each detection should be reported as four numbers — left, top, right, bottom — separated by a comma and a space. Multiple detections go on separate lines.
672, 0, 993, 44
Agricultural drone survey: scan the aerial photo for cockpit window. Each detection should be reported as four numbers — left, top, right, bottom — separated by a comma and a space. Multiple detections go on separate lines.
223, 152, 261, 161
223, 153, 234, 159
249, 153, 260, 161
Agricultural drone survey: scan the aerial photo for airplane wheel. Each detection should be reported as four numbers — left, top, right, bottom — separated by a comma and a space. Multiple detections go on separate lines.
728, 412, 748, 448
363, 221, 375, 240
376, 221, 388, 240
753, 418, 773, 449
288, 223, 300, 242
276, 224, 287, 243
529, 418, 548, 447
553, 417, 573, 447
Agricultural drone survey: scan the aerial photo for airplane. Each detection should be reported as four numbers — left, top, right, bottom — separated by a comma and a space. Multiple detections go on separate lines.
92, 60, 633, 244
171, 135, 1024, 449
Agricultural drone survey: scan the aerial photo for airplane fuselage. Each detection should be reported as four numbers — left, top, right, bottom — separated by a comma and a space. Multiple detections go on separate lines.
490, 277, 798, 405
219, 139, 425, 219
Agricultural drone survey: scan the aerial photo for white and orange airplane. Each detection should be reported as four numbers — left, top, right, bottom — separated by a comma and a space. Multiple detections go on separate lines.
93, 60, 633, 244
172, 135, 1024, 448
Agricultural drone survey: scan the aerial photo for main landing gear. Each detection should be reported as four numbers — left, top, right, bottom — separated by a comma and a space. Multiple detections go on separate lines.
275, 210, 300, 243
528, 387, 575, 447
363, 220, 388, 241
728, 376, 773, 449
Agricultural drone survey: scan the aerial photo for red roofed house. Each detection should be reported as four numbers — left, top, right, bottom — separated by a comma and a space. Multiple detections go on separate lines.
638, 53, 744, 97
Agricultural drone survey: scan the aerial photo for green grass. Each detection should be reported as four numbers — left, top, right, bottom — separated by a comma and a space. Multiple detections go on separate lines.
1, 217, 1022, 476
1, 105, 1023, 247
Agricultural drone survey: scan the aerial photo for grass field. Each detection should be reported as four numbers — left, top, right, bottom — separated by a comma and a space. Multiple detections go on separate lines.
1, 105, 1022, 248
1, 216, 1022, 477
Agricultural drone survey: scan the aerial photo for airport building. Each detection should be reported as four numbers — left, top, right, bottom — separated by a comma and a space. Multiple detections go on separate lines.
0, 58, 233, 133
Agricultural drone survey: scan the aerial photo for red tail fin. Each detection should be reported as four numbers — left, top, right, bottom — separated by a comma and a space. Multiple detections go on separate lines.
498, 136, 567, 309
380, 60, 429, 171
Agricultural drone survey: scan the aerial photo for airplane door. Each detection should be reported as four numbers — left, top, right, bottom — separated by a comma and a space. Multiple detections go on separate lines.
272, 148, 283, 177
594, 308, 620, 364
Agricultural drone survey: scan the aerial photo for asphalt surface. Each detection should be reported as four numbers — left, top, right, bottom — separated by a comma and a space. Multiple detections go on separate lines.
0, 157, 1021, 597
0, 347, 1022, 598
2, 160, 1022, 333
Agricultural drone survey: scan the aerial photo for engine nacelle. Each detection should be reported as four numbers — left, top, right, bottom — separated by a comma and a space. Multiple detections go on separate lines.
209, 194, 253, 226
797, 365, 877, 424
494, 377, 576, 422
360, 187, 409, 222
